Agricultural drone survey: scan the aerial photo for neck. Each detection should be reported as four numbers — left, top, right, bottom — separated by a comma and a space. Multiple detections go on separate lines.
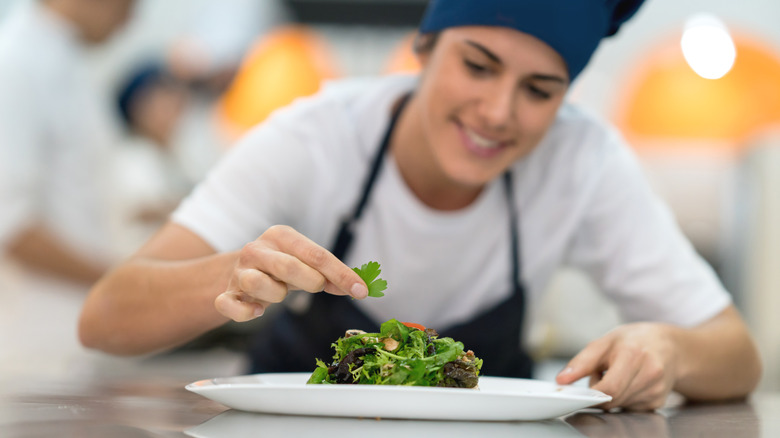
390, 94, 483, 211
42, 0, 90, 43
43, 0, 76, 24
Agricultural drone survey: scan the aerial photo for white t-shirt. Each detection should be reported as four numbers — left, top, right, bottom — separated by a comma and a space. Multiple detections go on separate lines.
0, 2, 115, 261
0, 2, 118, 378
172, 74, 731, 331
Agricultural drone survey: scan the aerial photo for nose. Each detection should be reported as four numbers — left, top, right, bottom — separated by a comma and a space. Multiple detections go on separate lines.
477, 82, 516, 131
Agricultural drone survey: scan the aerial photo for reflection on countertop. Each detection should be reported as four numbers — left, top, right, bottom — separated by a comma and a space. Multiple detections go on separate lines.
186, 410, 582, 438
1, 372, 779, 438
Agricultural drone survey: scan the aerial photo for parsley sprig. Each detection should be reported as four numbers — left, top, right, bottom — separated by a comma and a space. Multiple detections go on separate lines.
352, 261, 388, 298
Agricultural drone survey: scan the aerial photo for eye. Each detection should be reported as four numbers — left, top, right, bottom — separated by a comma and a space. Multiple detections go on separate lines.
463, 59, 490, 76
526, 84, 552, 100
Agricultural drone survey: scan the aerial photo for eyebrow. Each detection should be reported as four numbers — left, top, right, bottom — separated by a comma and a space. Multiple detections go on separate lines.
464, 39, 568, 84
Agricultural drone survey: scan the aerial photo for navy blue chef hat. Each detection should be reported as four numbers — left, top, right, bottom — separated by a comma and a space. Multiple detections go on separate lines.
419, 0, 646, 82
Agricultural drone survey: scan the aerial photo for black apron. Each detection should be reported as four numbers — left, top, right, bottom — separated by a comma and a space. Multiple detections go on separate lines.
249, 95, 533, 378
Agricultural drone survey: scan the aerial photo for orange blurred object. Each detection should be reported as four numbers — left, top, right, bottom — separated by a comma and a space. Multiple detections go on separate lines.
217, 26, 340, 140
384, 33, 421, 74
615, 32, 780, 152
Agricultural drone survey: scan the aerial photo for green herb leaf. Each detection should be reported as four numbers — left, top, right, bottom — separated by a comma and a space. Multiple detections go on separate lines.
352, 261, 388, 298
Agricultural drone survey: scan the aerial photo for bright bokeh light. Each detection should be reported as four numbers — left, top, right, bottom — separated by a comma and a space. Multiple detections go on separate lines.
681, 14, 736, 80
616, 32, 780, 147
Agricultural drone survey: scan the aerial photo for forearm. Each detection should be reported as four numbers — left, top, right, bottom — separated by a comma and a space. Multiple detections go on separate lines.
79, 251, 237, 356
7, 225, 106, 284
671, 306, 762, 401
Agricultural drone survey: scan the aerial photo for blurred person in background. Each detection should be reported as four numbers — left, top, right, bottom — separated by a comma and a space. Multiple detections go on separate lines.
81, 0, 761, 411
0, 0, 135, 376
110, 62, 223, 257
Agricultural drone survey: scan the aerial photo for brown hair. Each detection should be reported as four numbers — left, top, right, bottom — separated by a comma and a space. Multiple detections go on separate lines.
412, 32, 440, 55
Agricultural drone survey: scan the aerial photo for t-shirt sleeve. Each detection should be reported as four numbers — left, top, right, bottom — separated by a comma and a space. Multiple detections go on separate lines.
171, 115, 320, 252
0, 67, 44, 250
566, 130, 731, 327
172, 99, 330, 251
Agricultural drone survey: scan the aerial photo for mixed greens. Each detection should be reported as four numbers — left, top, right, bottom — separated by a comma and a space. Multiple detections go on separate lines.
307, 319, 483, 388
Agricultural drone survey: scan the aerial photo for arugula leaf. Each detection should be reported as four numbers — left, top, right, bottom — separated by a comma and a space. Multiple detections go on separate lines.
352, 261, 388, 298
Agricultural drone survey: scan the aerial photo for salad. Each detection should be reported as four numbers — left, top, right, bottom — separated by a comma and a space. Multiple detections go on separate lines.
307, 318, 483, 388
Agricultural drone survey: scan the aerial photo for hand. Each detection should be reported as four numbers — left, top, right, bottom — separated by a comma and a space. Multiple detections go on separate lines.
214, 225, 368, 322
556, 322, 678, 411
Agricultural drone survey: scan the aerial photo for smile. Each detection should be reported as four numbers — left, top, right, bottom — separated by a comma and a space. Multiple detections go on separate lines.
457, 124, 510, 158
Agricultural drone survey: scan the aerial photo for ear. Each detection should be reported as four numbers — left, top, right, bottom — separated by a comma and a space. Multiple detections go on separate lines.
415, 50, 431, 70
412, 33, 437, 69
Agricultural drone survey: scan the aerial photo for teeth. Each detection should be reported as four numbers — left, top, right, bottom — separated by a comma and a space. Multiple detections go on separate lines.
465, 127, 500, 149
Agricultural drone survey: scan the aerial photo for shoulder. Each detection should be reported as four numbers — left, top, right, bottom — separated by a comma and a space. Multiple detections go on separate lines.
235, 74, 418, 159
262, 73, 418, 132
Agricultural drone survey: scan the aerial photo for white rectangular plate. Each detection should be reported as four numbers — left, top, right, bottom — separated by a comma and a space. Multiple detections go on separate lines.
186, 372, 610, 421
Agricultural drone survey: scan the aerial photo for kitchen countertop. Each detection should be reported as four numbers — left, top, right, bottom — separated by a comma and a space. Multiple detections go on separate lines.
0, 374, 776, 438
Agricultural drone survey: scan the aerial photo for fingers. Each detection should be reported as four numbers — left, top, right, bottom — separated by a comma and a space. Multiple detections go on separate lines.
617, 358, 672, 411
556, 337, 611, 385
237, 269, 289, 302
559, 325, 676, 412
590, 347, 643, 410
216, 225, 369, 322
241, 249, 324, 295
215, 291, 272, 322
262, 225, 368, 298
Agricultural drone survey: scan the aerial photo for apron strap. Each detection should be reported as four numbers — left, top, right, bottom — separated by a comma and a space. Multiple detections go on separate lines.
503, 171, 523, 295
331, 93, 411, 260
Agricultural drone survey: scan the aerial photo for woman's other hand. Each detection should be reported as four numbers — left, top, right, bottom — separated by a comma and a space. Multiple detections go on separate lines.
555, 305, 761, 411
556, 322, 677, 411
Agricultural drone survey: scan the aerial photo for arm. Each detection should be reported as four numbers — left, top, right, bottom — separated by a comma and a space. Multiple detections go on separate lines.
78, 222, 235, 355
557, 304, 761, 410
555, 128, 761, 409
7, 224, 106, 284
79, 222, 368, 356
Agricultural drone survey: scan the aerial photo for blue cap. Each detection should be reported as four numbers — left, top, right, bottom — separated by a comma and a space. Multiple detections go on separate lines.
419, 0, 645, 81
117, 63, 168, 126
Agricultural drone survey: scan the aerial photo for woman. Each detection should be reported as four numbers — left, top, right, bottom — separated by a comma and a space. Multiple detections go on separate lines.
80, 0, 761, 411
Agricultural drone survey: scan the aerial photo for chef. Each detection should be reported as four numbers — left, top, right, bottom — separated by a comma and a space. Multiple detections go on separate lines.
80, 0, 761, 411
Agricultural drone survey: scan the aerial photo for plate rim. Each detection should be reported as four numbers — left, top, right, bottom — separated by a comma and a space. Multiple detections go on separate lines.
186, 372, 611, 402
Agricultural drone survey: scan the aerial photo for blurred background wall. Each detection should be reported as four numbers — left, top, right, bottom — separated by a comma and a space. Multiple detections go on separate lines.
1, 0, 778, 388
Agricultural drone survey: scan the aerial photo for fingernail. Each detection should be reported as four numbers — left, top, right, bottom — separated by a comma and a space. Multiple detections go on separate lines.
253, 306, 265, 318
351, 283, 368, 299
559, 367, 574, 375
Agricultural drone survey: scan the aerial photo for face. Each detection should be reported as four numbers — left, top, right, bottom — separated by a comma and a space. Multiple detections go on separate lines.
76, 0, 136, 43
130, 82, 188, 147
412, 26, 569, 188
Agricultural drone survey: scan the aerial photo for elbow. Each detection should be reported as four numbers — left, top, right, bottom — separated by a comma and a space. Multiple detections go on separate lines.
77, 304, 103, 352
77, 293, 118, 354
78, 308, 147, 357
77, 281, 142, 357
742, 338, 764, 395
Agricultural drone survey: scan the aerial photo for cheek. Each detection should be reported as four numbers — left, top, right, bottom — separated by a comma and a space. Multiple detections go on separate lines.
517, 99, 565, 137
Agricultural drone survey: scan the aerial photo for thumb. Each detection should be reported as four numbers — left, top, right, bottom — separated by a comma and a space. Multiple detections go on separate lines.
556, 338, 610, 385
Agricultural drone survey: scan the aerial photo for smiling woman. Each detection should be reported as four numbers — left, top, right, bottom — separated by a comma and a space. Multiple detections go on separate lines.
79, 0, 761, 412
398, 27, 570, 206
